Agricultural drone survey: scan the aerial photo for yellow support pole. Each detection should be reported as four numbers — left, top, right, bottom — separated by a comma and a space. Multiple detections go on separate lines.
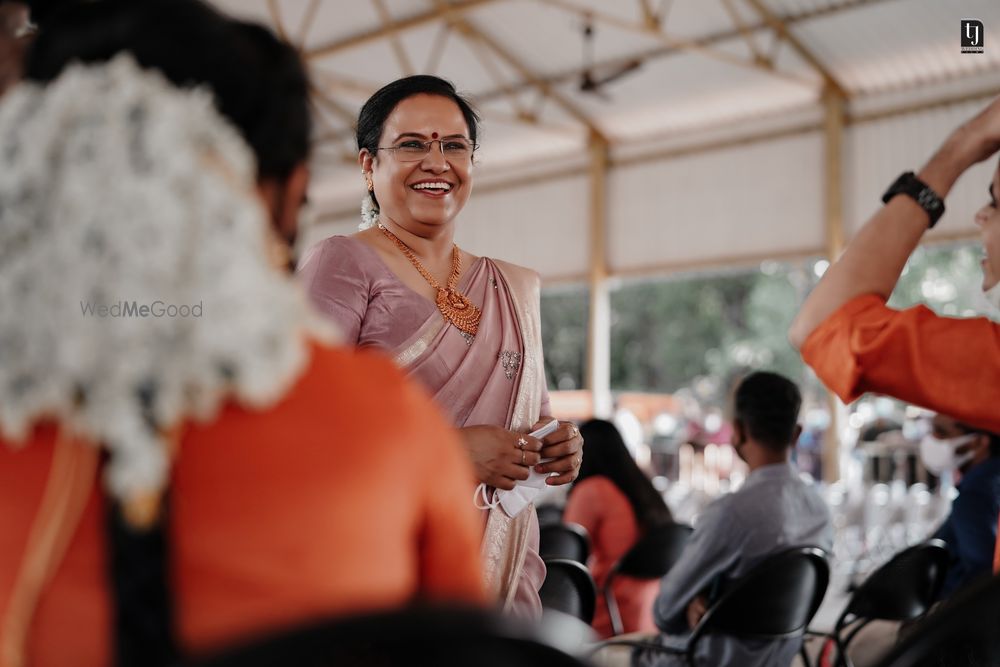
586, 131, 612, 418
822, 86, 846, 483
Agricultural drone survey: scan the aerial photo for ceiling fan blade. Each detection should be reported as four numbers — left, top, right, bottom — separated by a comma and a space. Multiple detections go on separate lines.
589, 59, 642, 88
592, 88, 613, 102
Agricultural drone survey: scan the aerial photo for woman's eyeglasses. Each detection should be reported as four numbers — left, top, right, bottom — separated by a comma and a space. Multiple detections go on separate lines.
377, 138, 478, 162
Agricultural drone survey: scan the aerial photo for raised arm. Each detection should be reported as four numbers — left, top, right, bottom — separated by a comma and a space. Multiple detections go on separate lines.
789, 97, 1000, 349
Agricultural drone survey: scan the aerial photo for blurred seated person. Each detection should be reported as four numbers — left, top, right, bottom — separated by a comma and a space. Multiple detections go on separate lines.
635, 372, 832, 667
563, 419, 672, 638
923, 414, 1000, 598
0, 3, 485, 667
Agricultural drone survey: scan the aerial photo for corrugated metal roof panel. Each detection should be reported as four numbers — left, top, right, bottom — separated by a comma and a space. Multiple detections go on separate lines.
206, 0, 1000, 242
790, 0, 1000, 94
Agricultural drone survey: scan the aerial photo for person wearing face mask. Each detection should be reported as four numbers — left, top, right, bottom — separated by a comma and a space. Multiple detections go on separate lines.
627, 372, 831, 667
0, 4, 487, 667
298, 75, 584, 618
920, 414, 1000, 599
788, 96, 1000, 448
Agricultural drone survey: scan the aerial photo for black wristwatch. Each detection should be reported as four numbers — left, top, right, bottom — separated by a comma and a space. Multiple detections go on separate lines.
881, 171, 945, 228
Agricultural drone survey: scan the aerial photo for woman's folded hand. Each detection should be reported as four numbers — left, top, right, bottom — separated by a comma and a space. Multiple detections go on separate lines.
460, 425, 542, 490
531, 420, 585, 486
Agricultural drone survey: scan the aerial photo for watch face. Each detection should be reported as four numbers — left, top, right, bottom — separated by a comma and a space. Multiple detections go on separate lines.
882, 173, 944, 226
917, 189, 942, 211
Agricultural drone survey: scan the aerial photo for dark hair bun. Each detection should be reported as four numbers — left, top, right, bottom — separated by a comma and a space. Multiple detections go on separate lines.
24, 0, 311, 180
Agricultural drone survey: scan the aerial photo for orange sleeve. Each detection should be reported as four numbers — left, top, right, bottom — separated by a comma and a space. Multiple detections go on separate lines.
404, 383, 488, 605
801, 294, 1000, 434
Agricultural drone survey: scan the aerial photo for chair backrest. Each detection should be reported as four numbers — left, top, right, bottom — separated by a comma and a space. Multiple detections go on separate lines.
603, 522, 695, 637
612, 522, 694, 580
185, 604, 592, 667
691, 546, 830, 646
874, 573, 1000, 667
840, 539, 950, 626
536, 504, 565, 527
539, 558, 597, 624
539, 522, 590, 564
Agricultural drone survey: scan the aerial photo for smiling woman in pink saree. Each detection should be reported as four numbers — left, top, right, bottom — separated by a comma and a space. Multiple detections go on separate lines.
298, 75, 584, 617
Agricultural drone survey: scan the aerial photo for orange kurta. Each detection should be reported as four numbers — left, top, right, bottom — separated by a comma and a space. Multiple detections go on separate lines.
0, 343, 486, 667
564, 476, 658, 638
801, 293, 1000, 573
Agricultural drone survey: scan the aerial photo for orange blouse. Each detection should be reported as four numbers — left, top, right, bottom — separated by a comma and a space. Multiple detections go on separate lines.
801, 293, 1000, 573
0, 343, 487, 667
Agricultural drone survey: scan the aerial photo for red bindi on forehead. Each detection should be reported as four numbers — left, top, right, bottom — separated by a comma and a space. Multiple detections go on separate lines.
432, 132, 438, 139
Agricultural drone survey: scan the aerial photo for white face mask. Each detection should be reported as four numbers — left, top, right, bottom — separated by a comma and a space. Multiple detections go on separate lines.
919, 433, 977, 475
473, 474, 549, 518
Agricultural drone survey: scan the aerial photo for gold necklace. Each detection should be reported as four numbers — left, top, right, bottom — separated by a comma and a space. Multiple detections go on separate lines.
378, 224, 481, 336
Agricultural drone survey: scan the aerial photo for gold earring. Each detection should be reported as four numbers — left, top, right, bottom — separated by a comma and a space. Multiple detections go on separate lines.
364, 172, 374, 192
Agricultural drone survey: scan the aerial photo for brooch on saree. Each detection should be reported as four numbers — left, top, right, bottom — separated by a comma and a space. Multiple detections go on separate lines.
499, 350, 522, 380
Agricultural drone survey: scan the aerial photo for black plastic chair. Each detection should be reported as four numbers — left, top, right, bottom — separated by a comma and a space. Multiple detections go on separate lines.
540, 558, 598, 624
185, 604, 594, 667
874, 573, 1000, 667
824, 539, 950, 667
604, 522, 693, 636
602, 546, 830, 666
539, 522, 590, 564
536, 504, 565, 527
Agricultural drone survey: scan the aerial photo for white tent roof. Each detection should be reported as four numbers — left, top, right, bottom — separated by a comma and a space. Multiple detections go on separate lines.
210, 0, 1000, 279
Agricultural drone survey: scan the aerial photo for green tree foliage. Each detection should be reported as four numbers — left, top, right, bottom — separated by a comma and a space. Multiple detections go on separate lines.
538, 241, 986, 407
888, 242, 986, 316
540, 287, 588, 391
607, 263, 814, 402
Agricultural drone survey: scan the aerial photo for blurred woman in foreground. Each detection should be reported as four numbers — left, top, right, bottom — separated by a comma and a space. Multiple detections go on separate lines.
0, 3, 485, 667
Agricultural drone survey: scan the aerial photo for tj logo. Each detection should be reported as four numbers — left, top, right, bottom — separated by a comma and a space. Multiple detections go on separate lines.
962, 19, 984, 53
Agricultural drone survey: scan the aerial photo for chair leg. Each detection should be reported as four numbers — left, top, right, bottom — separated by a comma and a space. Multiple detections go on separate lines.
605, 584, 623, 636
838, 620, 873, 667
834, 636, 854, 667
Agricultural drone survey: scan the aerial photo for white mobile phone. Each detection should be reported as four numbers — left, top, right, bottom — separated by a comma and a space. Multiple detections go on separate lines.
529, 419, 560, 440
528, 419, 561, 464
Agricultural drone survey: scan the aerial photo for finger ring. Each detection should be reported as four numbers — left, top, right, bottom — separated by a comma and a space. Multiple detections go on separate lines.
517, 437, 527, 449
569, 425, 579, 438
521, 449, 526, 465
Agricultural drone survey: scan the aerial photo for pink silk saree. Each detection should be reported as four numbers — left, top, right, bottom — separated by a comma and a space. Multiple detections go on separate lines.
298, 236, 548, 617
